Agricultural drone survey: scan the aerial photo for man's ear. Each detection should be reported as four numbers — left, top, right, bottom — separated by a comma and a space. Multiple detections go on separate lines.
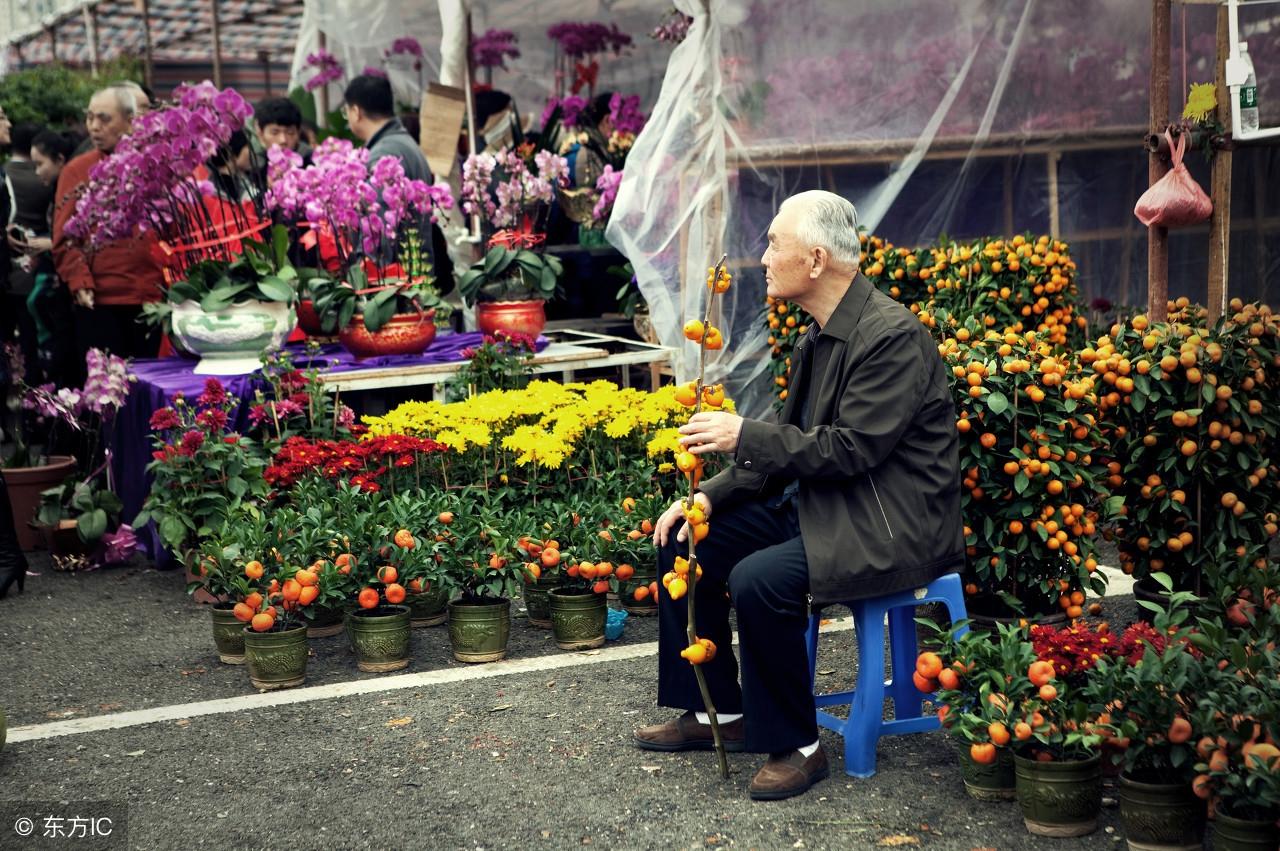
809, 246, 827, 279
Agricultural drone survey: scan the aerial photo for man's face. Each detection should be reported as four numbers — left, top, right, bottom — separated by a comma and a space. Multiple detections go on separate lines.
0, 108, 11, 147
86, 93, 131, 153
762, 204, 816, 302
258, 123, 300, 151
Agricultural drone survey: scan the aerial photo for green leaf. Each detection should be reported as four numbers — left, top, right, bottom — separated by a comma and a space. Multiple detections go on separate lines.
986, 391, 1009, 415
160, 515, 187, 549
1151, 572, 1173, 592
256, 276, 294, 302
77, 508, 108, 543
1014, 472, 1029, 495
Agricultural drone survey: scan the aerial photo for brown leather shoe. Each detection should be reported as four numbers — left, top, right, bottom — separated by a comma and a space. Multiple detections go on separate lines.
633, 711, 746, 752
749, 746, 830, 801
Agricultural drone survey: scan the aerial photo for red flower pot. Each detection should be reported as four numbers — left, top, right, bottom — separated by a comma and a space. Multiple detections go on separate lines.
338, 312, 437, 360
476, 300, 547, 338
296, 299, 327, 336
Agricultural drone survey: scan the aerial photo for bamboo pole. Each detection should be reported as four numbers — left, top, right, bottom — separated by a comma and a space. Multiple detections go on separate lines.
1206, 3, 1232, 323
210, 0, 224, 88
141, 0, 154, 91
1147, 0, 1171, 321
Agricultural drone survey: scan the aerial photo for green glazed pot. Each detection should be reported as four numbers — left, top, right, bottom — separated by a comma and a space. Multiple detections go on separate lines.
1118, 773, 1205, 851
242, 624, 308, 691
210, 602, 246, 664
1014, 752, 1102, 837
306, 605, 346, 638
622, 569, 658, 617
548, 588, 606, 651
956, 740, 1016, 801
1211, 804, 1279, 851
346, 605, 411, 672
408, 585, 451, 628
523, 583, 554, 629
448, 598, 511, 663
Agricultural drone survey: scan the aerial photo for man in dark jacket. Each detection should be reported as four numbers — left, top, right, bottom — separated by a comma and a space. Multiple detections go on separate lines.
634, 191, 963, 800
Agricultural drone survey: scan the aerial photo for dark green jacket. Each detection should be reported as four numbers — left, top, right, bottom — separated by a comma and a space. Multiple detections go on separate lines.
700, 273, 964, 606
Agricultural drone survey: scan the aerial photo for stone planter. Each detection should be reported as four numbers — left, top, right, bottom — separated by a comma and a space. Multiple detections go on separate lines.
447, 598, 511, 663
523, 583, 554, 629
1210, 804, 1279, 851
548, 588, 606, 651
1014, 752, 1102, 837
242, 624, 308, 690
171, 299, 295, 376
407, 585, 450, 628
346, 605, 411, 672
4, 455, 77, 551
476, 299, 546, 338
339, 311, 437, 360
956, 740, 1016, 801
1118, 773, 1205, 851
210, 602, 246, 664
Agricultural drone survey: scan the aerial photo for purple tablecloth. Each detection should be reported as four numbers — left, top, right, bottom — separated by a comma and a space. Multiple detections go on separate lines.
114, 332, 544, 568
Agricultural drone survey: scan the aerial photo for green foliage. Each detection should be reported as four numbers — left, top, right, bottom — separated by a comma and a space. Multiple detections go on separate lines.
37, 477, 123, 546
457, 245, 562, 306
0, 59, 141, 129
164, 224, 298, 310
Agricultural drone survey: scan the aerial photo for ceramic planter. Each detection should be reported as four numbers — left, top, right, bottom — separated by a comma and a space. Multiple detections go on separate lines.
622, 569, 658, 616
407, 585, 450, 628
339, 312, 437, 359
210, 603, 246, 664
1117, 773, 1205, 851
346, 605, 411, 672
1210, 804, 1279, 851
171, 299, 295, 376
242, 624, 308, 690
956, 740, 1016, 801
306, 605, 346, 638
523, 583, 554, 629
447, 598, 511, 663
476, 299, 546, 338
548, 588, 607, 651
1014, 752, 1102, 837
295, 298, 328, 336
4, 455, 77, 551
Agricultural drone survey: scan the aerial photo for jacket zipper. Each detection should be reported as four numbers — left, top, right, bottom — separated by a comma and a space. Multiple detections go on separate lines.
868, 473, 895, 539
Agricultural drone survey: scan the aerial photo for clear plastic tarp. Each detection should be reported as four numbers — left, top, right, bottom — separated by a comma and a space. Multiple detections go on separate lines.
293, 0, 1280, 415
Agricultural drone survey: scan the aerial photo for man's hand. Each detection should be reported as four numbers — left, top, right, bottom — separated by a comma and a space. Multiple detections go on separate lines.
74, 289, 95, 309
678, 411, 744, 456
653, 492, 712, 548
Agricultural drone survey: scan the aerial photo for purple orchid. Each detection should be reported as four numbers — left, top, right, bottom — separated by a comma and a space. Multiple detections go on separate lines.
471, 29, 521, 70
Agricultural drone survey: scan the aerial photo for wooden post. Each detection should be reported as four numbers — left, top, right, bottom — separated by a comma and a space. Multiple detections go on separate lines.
46, 24, 57, 64
316, 30, 330, 128
1046, 151, 1061, 238
140, 0, 155, 90
84, 6, 100, 77
1147, 0, 1171, 322
1206, 3, 1232, 323
210, 0, 223, 88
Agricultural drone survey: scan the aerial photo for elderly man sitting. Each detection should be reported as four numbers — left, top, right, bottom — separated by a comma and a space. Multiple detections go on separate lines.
634, 190, 964, 800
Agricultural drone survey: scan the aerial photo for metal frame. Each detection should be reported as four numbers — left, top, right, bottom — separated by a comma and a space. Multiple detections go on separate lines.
316, 329, 676, 394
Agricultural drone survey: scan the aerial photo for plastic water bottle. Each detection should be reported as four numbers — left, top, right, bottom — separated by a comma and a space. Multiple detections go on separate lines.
1239, 43, 1259, 134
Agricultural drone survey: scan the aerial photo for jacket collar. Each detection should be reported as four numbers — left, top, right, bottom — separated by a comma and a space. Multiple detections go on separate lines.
815, 272, 874, 342
367, 118, 406, 149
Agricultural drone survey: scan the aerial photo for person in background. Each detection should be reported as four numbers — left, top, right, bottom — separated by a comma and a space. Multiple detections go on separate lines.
22, 129, 78, 387
71, 81, 152, 157
53, 85, 164, 366
3, 122, 49, 380
342, 74, 431, 182
569, 91, 615, 189
253, 96, 311, 161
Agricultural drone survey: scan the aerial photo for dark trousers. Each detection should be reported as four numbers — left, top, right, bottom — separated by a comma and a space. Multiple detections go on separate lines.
71, 304, 160, 380
657, 497, 817, 754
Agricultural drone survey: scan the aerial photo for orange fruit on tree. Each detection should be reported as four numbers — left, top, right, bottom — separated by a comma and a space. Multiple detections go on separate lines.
911, 671, 938, 693
648, 581, 659, 599
394, 529, 415, 549
938, 668, 961, 690
437, 511, 454, 525
295, 569, 319, 587
915, 651, 944, 679
282, 578, 302, 602
675, 452, 698, 473
540, 548, 561, 568
615, 564, 635, 582
1038, 684, 1058, 702
298, 585, 319, 606
592, 580, 610, 594
673, 382, 698, 407
233, 602, 254, 623
522, 564, 541, 583
489, 553, 507, 570
245, 560, 264, 580
377, 565, 398, 584
702, 384, 726, 407
640, 518, 654, 534
970, 742, 997, 765
1014, 721, 1033, 741
1028, 660, 1056, 686
384, 583, 406, 604
633, 585, 650, 601
680, 643, 710, 664
621, 497, 636, 513
1192, 774, 1213, 800
682, 319, 706, 342
595, 561, 614, 578
358, 587, 380, 609
335, 553, 355, 573
244, 591, 263, 610
703, 327, 724, 350
250, 612, 274, 632
693, 523, 710, 542
988, 722, 1011, 746
667, 577, 688, 600
1167, 717, 1193, 744
578, 562, 598, 580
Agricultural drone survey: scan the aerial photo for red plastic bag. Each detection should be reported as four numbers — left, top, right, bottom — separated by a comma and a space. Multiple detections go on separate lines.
1134, 131, 1212, 228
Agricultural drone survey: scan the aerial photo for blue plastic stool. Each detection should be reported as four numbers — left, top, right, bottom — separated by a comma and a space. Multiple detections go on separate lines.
804, 572, 969, 778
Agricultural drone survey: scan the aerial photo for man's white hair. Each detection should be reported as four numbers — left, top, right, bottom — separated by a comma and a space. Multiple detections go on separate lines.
94, 84, 139, 120
780, 190, 862, 269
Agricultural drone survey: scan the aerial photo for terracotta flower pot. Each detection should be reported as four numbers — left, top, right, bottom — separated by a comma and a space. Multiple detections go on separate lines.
296, 298, 328, 336
476, 300, 546, 338
339, 311, 437, 359
4, 456, 76, 551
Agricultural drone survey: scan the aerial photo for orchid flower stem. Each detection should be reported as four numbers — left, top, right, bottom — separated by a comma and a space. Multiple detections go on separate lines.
686, 253, 729, 781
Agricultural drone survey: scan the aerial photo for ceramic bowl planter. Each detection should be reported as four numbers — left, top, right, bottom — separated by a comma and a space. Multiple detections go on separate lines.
346, 605, 412, 672
1014, 752, 1103, 837
338, 312, 437, 359
447, 598, 511, 663
171, 299, 295, 376
210, 602, 246, 664
296, 298, 328, 336
522, 583, 554, 629
1210, 804, 1279, 851
475, 300, 546, 338
407, 585, 450, 628
956, 740, 1016, 801
242, 624, 308, 690
306, 605, 346, 638
548, 588, 606, 651
1117, 773, 1205, 851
